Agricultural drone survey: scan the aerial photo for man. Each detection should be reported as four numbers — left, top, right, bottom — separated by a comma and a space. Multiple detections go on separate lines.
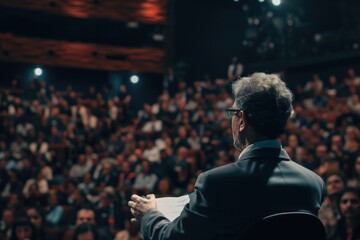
62, 207, 96, 240
129, 73, 325, 239
0, 209, 14, 239
227, 56, 244, 80
327, 188, 360, 240
319, 172, 347, 234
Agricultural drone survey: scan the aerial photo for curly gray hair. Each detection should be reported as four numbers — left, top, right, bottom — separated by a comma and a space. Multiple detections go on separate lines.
232, 72, 293, 138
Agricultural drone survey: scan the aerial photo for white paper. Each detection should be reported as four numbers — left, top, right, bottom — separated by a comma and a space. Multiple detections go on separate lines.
156, 195, 190, 222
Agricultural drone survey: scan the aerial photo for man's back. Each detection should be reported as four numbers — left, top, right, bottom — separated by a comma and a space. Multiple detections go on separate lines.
140, 147, 325, 240
204, 147, 325, 238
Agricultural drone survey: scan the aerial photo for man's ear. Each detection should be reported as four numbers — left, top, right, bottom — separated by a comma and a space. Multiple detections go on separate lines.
239, 111, 246, 132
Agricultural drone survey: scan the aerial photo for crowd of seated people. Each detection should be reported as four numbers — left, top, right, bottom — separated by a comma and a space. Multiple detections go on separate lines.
0, 67, 359, 240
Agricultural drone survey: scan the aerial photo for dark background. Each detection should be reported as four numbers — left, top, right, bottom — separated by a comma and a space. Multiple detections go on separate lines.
1, 0, 360, 107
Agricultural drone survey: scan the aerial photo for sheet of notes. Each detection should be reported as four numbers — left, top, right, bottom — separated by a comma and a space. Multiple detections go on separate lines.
156, 195, 190, 222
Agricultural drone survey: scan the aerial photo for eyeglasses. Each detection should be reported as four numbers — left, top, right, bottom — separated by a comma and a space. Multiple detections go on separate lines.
226, 108, 241, 119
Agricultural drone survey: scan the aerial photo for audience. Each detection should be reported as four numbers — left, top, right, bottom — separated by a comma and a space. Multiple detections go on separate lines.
0, 67, 359, 239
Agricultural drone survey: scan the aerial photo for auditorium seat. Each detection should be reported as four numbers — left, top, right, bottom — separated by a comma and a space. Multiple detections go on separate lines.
240, 212, 326, 240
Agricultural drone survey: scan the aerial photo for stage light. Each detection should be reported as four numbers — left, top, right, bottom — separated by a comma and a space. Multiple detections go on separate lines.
34, 68, 43, 76
259, 0, 265, 2
130, 75, 139, 84
272, 0, 281, 6
153, 33, 164, 41
127, 21, 139, 29
314, 34, 322, 42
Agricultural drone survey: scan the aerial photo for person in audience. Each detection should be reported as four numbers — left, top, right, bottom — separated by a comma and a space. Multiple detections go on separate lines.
114, 220, 141, 240
327, 188, 360, 240
348, 156, 360, 188
63, 207, 111, 240
71, 223, 98, 240
0, 209, 15, 240
319, 172, 347, 234
26, 207, 47, 240
132, 160, 158, 195
10, 218, 37, 240
45, 191, 63, 226
227, 56, 244, 80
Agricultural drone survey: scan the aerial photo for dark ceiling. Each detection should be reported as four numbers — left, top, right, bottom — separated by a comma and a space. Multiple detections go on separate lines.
173, 0, 360, 79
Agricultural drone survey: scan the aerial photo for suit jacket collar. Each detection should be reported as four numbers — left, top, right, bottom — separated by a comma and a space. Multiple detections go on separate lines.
238, 147, 291, 161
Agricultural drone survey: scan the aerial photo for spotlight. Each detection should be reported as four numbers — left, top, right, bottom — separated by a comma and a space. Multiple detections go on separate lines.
314, 34, 322, 42
152, 33, 164, 42
34, 68, 43, 76
259, 0, 265, 2
130, 75, 139, 84
127, 21, 139, 29
272, 0, 281, 6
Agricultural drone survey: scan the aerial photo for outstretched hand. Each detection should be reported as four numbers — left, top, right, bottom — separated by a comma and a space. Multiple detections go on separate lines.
128, 194, 157, 222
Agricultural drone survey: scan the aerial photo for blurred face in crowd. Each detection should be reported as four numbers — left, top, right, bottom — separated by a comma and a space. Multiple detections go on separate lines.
340, 192, 360, 219
316, 145, 327, 159
26, 209, 42, 229
355, 156, 360, 176
48, 193, 58, 207
158, 179, 170, 194
2, 209, 14, 226
346, 126, 359, 140
116, 154, 125, 166
77, 231, 95, 240
103, 163, 112, 175
15, 225, 33, 240
288, 135, 299, 148
121, 162, 130, 173
331, 135, 342, 147
100, 191, 114, 206
142, 161, 150, 173
8, 194, 20, 208
177, 147, 187, 160
83, 173, 92, 183
326, 174, 345, 196
78, 154, 86, 165
76, 209, 96, 226
283, 146, 294, 159
178, 126, 187, 138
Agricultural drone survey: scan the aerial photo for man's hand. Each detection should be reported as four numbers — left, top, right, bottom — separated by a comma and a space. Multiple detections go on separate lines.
128, 194, 157, 222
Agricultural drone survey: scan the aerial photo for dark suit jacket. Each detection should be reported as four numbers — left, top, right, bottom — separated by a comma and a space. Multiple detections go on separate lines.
141, 147, 325, 240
